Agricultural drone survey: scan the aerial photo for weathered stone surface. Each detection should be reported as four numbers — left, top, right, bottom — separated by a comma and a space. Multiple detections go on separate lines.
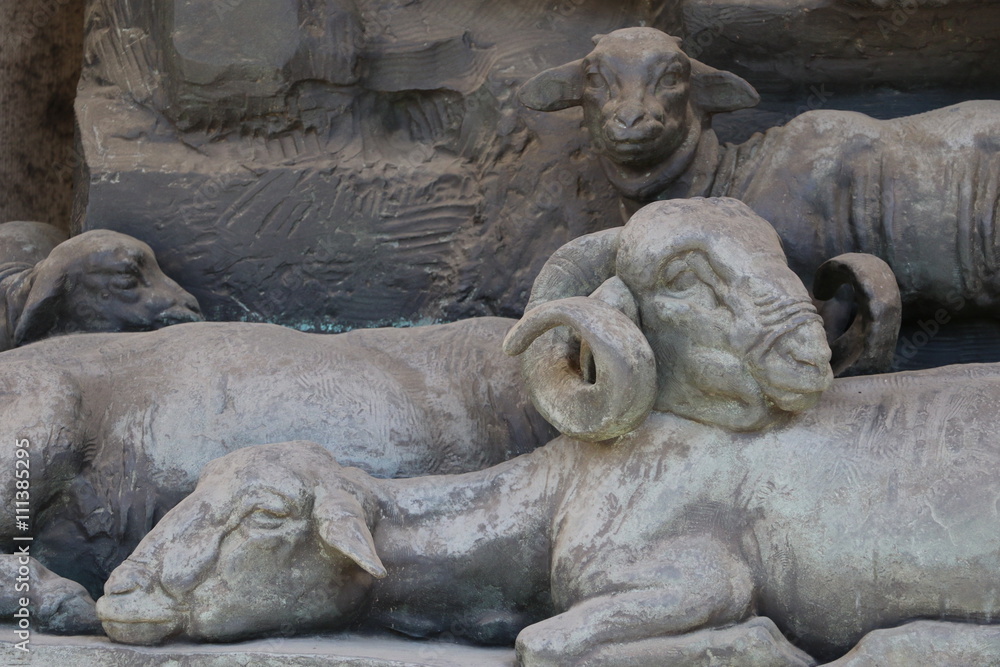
824, 621, 1000, 666
0, 0, 84, 228
673, 0, 1000, 93
0, 317, 552, 597
94, 200, 831, 648
522, 28, 1000, 320
0, 221, 67, 266
74, 0, 642, 327
0, 626, 516, 666
92, 200, 999, 663
72, 0, 1000, 330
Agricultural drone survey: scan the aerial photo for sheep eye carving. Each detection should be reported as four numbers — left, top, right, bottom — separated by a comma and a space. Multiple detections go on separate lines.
659, 252, 722, 309
109, 272, 140, 291
241, 494, 296, 530
586, 70, 607, 90
657, 71, 680, 90
244, 509, 289, 530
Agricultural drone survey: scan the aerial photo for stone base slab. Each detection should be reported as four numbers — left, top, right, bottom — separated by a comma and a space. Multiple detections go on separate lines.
0, 625, 516, 666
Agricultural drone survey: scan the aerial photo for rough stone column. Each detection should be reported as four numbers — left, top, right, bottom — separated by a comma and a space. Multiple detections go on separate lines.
0, 0, 85, 230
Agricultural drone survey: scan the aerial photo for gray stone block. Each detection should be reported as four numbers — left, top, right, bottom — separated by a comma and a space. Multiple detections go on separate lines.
0, 626, 516, 666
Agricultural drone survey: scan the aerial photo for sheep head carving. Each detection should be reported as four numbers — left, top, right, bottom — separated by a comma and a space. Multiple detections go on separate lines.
98, 443, 385, 645
518, 27, 759, 201
503, 198, 834, 437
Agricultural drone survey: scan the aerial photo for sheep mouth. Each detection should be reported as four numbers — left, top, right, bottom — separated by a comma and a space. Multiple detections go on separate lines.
153, 307, 205, 328
97, 594, 186, 644
98, 606, 182, 625
607, 135, 664, 150
756, 317, 833, 411
603, 135, 670, 166
100, 617, 183, 646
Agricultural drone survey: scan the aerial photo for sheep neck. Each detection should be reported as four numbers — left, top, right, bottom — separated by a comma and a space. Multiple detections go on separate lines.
602, 116, 723, 210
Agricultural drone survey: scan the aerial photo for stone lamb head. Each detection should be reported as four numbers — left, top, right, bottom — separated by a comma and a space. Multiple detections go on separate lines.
503, 197, 834, 438
518, 27, 759, 202
97, 442, 385, 645
4, 229, 203, 349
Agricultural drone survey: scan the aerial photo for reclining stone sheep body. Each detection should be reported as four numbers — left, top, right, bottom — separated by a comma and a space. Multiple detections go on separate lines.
97, 199, 996, 664
519, 27, 1000, 319
0, 226, 203, 350
99, 399, 1000, 664
0, 316, 553, 611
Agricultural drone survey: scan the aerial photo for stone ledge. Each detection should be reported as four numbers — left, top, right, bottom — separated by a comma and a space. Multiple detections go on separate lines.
0, 625, 516, 667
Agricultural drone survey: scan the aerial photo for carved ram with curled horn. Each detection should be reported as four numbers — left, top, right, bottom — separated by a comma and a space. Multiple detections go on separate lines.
505, 197, 900, 439
98, 200, 996, 665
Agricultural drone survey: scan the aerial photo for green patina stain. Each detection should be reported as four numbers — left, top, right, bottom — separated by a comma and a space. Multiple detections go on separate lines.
206, 308, 446, 334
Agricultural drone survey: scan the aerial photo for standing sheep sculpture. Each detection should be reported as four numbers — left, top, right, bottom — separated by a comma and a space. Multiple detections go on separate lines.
94, 199, 997, 665
519, 27, 1000, 325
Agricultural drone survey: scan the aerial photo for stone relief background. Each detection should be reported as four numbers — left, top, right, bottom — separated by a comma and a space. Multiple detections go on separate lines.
2, 2, 1000, 663
61, 0, 1000, 331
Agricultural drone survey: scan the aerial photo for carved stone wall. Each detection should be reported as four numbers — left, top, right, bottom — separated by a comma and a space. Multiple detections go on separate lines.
72, 0, 1000, 329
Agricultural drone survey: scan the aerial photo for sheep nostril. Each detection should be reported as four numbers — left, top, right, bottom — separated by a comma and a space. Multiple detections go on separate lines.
185, 296, 203, 316
613, 106, 645, 130
614, 107, 646, 129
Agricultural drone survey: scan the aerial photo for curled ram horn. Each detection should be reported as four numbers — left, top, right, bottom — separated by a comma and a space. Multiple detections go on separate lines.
813, 252, 902, 377
525, 228, 623, 310
503, 296, 656, 442
507, 226, 655, 441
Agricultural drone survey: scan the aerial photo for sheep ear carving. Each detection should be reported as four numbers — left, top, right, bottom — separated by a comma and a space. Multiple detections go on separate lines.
689, 60, 760, 114
518, 60, 585, 112
14, 262, 67, 347
313, 485, 387, 579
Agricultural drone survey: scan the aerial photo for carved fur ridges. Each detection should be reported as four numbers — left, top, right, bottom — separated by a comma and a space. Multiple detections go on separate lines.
99, 383, 1000, 662
0, 317, 553, 598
